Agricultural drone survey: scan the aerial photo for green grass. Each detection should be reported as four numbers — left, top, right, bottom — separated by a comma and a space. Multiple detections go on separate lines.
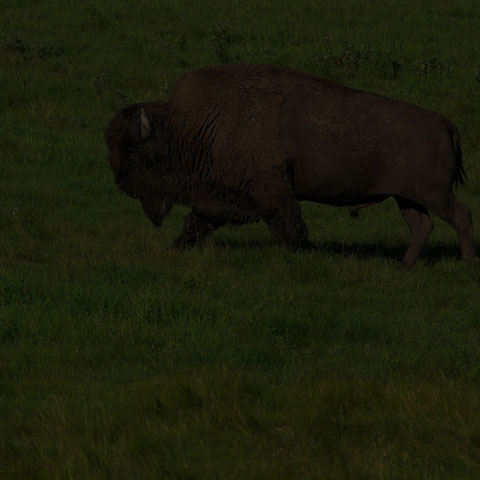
1, 0, 480, 478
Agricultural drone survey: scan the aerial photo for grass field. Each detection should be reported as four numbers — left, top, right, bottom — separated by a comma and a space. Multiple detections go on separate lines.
1, 0, 480, 478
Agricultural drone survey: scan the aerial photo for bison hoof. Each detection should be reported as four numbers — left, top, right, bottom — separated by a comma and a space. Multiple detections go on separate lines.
172, 237, 190, 249
399, 258, 416, 270
299, 240, 316, 251
288, 240, 315, 252
172, 235, 204, 249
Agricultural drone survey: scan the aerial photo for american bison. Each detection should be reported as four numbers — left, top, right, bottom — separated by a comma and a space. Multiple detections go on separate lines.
105, 63, 478, 267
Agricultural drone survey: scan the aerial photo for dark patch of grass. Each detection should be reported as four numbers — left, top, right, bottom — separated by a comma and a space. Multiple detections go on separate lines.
210, 21, 234, 63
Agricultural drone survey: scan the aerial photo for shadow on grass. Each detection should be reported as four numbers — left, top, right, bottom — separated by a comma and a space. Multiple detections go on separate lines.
317, 241, 461, 264
210, 238, 462, 263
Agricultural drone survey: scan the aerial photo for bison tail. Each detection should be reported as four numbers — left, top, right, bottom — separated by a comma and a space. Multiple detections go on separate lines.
445, 119, 466, 187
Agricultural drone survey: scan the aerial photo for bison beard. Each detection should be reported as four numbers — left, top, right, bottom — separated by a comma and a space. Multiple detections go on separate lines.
105, 63, 478, 267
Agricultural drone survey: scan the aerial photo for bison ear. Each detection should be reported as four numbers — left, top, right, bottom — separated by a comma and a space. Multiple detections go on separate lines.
140, 108, 152, 140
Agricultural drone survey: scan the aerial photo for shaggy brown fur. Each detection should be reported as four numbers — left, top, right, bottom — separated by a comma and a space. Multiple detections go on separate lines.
105, 64, 477, 267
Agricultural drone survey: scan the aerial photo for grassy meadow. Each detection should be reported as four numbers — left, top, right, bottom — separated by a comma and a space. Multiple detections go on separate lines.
1, 0, 480, 477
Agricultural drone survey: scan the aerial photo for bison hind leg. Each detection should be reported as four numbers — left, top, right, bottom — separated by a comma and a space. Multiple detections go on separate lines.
424, 194, 478, 262
449, 195, 478, 261
395, 197, 434, 268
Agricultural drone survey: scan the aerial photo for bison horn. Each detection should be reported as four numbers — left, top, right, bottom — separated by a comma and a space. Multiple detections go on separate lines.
140, 108, 152, 139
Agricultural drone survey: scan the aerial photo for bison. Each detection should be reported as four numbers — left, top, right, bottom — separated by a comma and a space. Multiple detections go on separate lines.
105, 63, 478, 267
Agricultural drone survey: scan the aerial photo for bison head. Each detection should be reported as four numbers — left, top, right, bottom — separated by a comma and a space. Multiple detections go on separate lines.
105, 103, 173, 225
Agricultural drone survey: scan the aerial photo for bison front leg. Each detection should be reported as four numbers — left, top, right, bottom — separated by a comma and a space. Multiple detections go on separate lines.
173, 211, 222, 248
140, 196, 173, 227
262, 196, 310, 250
